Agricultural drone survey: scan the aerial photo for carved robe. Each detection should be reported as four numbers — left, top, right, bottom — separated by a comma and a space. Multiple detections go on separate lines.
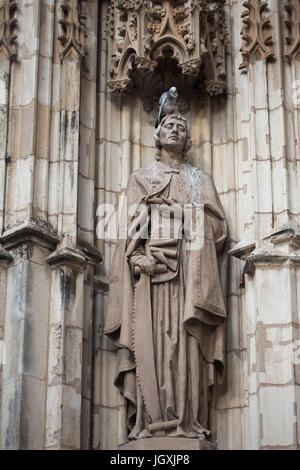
104, 161, 228, 439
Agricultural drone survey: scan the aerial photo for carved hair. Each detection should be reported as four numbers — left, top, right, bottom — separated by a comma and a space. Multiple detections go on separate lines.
153, 113, 193, 161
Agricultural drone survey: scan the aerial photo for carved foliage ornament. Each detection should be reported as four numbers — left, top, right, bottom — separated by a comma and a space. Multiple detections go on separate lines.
284, 0, 300, 61
240, 0, 275, 70
106, 0, 228, 103
58, 0, 87, 61
0, 0, 17, 60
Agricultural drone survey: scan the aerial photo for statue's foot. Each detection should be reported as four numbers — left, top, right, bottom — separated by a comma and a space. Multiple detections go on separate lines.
138, 429, 152, 439
197, 433, 207, 440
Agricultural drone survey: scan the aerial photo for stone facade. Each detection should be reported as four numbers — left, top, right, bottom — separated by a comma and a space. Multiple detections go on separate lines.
0, 0, 299, 450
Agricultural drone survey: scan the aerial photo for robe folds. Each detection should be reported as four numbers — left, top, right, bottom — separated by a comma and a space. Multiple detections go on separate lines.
104, 161, 228, 440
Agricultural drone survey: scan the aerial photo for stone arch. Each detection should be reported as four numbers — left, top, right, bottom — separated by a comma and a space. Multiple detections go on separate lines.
119, 47, 137, 79
150, 37, 186, 64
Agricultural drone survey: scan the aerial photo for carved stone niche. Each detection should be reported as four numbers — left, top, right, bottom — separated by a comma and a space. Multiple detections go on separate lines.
106, 0, 228, 111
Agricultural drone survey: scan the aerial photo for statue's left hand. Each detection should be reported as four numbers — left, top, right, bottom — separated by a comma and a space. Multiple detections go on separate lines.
133, 255, 157, 276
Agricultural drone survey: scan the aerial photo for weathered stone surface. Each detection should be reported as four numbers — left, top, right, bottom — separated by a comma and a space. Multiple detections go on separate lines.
120, 437, 217, 451
1, 0, 300, 452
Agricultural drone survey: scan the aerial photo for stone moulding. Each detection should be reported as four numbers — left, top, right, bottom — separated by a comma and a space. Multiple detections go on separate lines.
78, 241, 103, 266
228, 239, 256, 259
0, 245, 13, 265
247, 248, 290, 265
284, 0, 300, 61
46, 235, 87, 271
0, 218, 60, 251
45, 235, 103, 271
231, 244, 290, 286
106, 0, 228, 108
228, 239, 256, 287
46, 245, 87, 271
263, 224, 300, 249
120, 437, 217, 450
239, 0, 275, 71
229, 226, 300, 286
0, 0, 17, 61
0, 219, 102, 270
58, 0, 87, 62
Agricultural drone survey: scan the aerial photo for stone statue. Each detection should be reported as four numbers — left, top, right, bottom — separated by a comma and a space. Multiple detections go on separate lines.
104, 94, 228, 444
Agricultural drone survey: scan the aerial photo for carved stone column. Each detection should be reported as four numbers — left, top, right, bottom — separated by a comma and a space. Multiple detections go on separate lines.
44, 234, 101, 450
44, 236, 86, 450
0, 220, 59, 449
231, 0, 300, 449
43, 0, 101, 450
0, 0, 101, 449
0, 0, 17, 235
230, 228, 300, 449
0, 245, 12, 445
0, 0, 61, 449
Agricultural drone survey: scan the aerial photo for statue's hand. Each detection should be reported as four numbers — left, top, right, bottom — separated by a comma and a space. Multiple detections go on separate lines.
133, 255, 157, 276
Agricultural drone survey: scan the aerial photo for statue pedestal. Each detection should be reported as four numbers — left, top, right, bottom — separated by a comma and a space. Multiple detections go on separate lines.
119, 438, 217, 451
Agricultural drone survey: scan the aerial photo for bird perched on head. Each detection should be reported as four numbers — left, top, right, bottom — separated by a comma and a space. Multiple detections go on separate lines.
156, 86, 180, 128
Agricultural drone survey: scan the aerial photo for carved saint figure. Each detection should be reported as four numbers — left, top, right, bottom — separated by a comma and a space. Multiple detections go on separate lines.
104, 111, 228, 441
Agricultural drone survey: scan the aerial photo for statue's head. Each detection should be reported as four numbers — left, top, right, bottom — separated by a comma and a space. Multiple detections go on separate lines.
153, 113, 192, 161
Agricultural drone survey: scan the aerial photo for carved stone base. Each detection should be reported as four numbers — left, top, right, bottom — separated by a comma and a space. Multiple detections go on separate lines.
119, 438, 217, 451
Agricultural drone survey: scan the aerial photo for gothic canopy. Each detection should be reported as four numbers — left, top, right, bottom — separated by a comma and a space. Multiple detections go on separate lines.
106, 0, 227, 109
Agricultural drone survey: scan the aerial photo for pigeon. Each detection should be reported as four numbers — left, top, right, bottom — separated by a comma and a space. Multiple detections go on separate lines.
156, 86, 180, 127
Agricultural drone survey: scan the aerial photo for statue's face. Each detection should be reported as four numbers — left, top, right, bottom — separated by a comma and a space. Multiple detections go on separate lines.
159, 116, 188, 155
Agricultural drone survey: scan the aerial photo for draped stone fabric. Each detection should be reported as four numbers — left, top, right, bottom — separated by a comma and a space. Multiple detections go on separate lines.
104, 161, 228, 440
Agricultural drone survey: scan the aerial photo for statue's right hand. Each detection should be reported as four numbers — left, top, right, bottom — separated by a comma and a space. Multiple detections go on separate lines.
133, 256, 157, 276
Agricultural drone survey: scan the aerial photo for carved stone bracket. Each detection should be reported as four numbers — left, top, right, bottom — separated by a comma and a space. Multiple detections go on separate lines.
284, 0, 300, 61
0, 245, 13, 265
106, 0, 228, 109
0, 218, 60, 251
246, 248, 290, 270
58, 0, 87, 62
78, 241, 103, 266
239, 0, 275, 71
0, 0, 17, 61
46, 235, 87, 271
229, 225, 300, 286
263, 224, 300, 250
228, 240, 256, 287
